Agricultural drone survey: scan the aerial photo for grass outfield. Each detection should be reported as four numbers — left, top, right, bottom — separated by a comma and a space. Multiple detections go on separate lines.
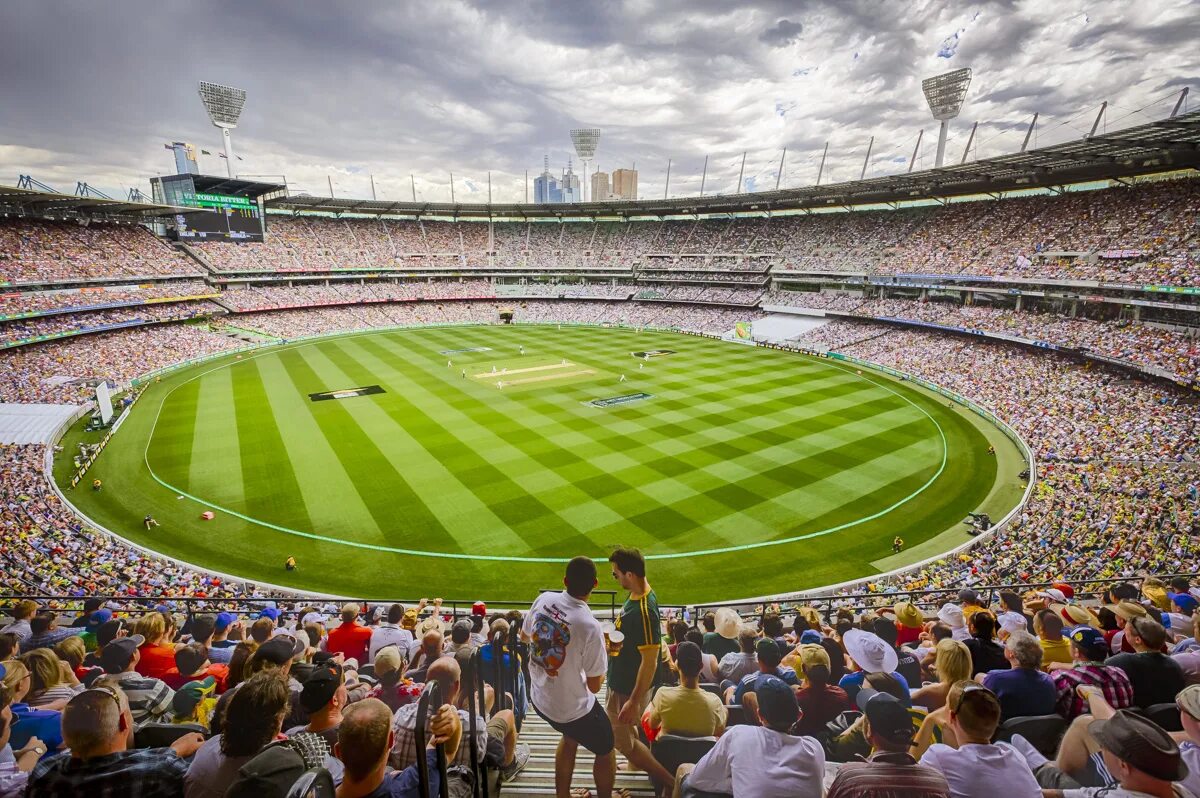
54, 324, 1025, 603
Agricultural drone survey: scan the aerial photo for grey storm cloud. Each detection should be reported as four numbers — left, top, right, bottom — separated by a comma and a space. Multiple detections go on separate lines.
759, 19, 804, 47
0, 0, 1195, 202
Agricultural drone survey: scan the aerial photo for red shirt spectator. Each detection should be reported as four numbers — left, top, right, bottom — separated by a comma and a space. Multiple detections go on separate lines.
326, 603, 372, 664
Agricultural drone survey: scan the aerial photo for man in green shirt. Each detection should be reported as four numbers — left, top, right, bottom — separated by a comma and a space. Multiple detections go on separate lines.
606, 547, 674, 792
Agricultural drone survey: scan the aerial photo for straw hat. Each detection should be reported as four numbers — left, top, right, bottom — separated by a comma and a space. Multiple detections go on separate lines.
894, 602, 924, 629
1052, 603, 1099, 629
1106, 601, 1150, 622
714, 607, 741, 640
417, 615, 444, 636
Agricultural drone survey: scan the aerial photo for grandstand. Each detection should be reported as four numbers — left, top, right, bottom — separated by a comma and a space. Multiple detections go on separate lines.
0, 70, 1198, 798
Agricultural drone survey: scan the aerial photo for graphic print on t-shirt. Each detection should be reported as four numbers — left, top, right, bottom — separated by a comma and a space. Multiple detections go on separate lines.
530, 603, 572, 676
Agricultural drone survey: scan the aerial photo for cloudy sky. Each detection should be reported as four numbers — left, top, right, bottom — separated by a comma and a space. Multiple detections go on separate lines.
1, 1, 1196, 204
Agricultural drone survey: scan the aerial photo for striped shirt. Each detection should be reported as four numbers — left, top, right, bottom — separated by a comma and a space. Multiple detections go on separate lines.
827, 751, 952, 798
107, 672, 175, 728
1050, 663, 1135, 719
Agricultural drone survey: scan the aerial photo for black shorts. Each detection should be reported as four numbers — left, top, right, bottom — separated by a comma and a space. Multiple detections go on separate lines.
532, 699, 614, 757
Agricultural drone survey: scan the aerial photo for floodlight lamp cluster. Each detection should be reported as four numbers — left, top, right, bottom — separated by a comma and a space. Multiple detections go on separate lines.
570, 128, 601, 158
198, 81, 247, 128
922, 68, 972, 120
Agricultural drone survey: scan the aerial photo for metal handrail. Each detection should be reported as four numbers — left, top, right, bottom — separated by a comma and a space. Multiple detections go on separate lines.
414, 681, 450, 798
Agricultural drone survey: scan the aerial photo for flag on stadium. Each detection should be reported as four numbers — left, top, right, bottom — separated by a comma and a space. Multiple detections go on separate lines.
163, 144, 173, 150
201, 149, 212, 155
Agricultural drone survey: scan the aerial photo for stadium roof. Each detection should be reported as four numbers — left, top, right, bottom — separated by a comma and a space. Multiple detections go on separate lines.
269, 109, 1200, 219
0, 184, 197, 219
183, 174, 287, 199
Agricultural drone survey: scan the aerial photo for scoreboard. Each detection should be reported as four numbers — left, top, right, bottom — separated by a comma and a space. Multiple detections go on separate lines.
175, 192, 263, 242
153, 173, 269, 242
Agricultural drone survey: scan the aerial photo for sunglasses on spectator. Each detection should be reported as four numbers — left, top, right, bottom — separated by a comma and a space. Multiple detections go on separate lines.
952, 683, 993, 713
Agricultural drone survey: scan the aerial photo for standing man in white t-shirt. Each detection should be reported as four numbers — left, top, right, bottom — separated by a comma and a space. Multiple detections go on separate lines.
522, 556, 616, 798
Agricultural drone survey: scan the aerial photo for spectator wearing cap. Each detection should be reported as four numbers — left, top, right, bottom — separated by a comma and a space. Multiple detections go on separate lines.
918, 682, 1042, 798
444, 619, 475, 656
163, 642, 229, 693
895, 602, 926, 647
367, 603, 414, 662
1, 660, 62, 757
1175, 684, 1200, 797
94, 632, 178, 729
648, 642, 726, 738
0, 602, 37, 645
1049, 626, 1135, 720
840, 629, 910, 704
717, 626, 758, 685
338, 698, 461, 798
285, 662, 351, 749
958, 589, 987, 624
1041, 697, 1192, 798
962, 611, 1008, 677
79, 608, 112, 652
730, 639, 800, 712
82, 618, 127, 671
69, 598, 103, 629
979, 631, 1055, 721
1106, 616, 1185, 709
827, 688, 951, 798
912, 639, 972, 712
1167, 592, 1199, 638
327, 603, 372, 666
937, 604, 970, 642
188, 614, 231, 666
172, 676, 218, 729
20, 612, 82, 654
1107, 601, 1151, 656
186, 672, 290, 798
794, 643, 850, 738
132, 612, 178, 681
368, 646, 422, 713
25, 685, 204, 798
390, 656, 529, 782
1035, 610, 1074, 667
705, 607, 741, 660
209, 612, 241, 653
675, 675, 825, 798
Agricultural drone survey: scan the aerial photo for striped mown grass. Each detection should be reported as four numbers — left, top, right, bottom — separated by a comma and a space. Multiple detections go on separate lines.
55, 325, 1021, 602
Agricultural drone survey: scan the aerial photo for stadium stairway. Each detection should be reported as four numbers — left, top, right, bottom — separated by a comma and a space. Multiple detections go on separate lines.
504, 687, 657, 797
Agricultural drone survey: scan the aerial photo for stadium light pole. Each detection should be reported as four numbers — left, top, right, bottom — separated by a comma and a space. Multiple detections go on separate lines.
921, 67, 971, 168
570, 128, 600, 201
198, 81, 247, 178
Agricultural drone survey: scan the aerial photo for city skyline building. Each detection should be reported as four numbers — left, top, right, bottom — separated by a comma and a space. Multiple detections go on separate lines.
561, 158, 580, 203
590, 170, 610, 201
612, 167, 638, 200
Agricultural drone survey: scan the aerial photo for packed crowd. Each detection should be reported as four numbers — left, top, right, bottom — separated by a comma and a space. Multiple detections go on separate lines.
634, 285, 764, 304
232, 301, 763, 340
0, 323, 242, 404
0, 219, 199, 284
0, 301, 223, 347
183, 178, 1198, 287
0, 280, 212, 318
7, 551, 1200, 797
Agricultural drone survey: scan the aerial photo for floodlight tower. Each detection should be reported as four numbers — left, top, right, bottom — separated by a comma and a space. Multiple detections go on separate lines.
921, 68, 971, 168
570, 128, 600, 201
198, 81, 247, 178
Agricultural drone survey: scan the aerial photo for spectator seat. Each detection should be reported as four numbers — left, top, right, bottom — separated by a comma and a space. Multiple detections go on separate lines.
1140, 703, 1183, 732
286, 768, 336, 798
651, 733, 718, 782
134, 722, 207, 749
994, 714, 1068, 756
